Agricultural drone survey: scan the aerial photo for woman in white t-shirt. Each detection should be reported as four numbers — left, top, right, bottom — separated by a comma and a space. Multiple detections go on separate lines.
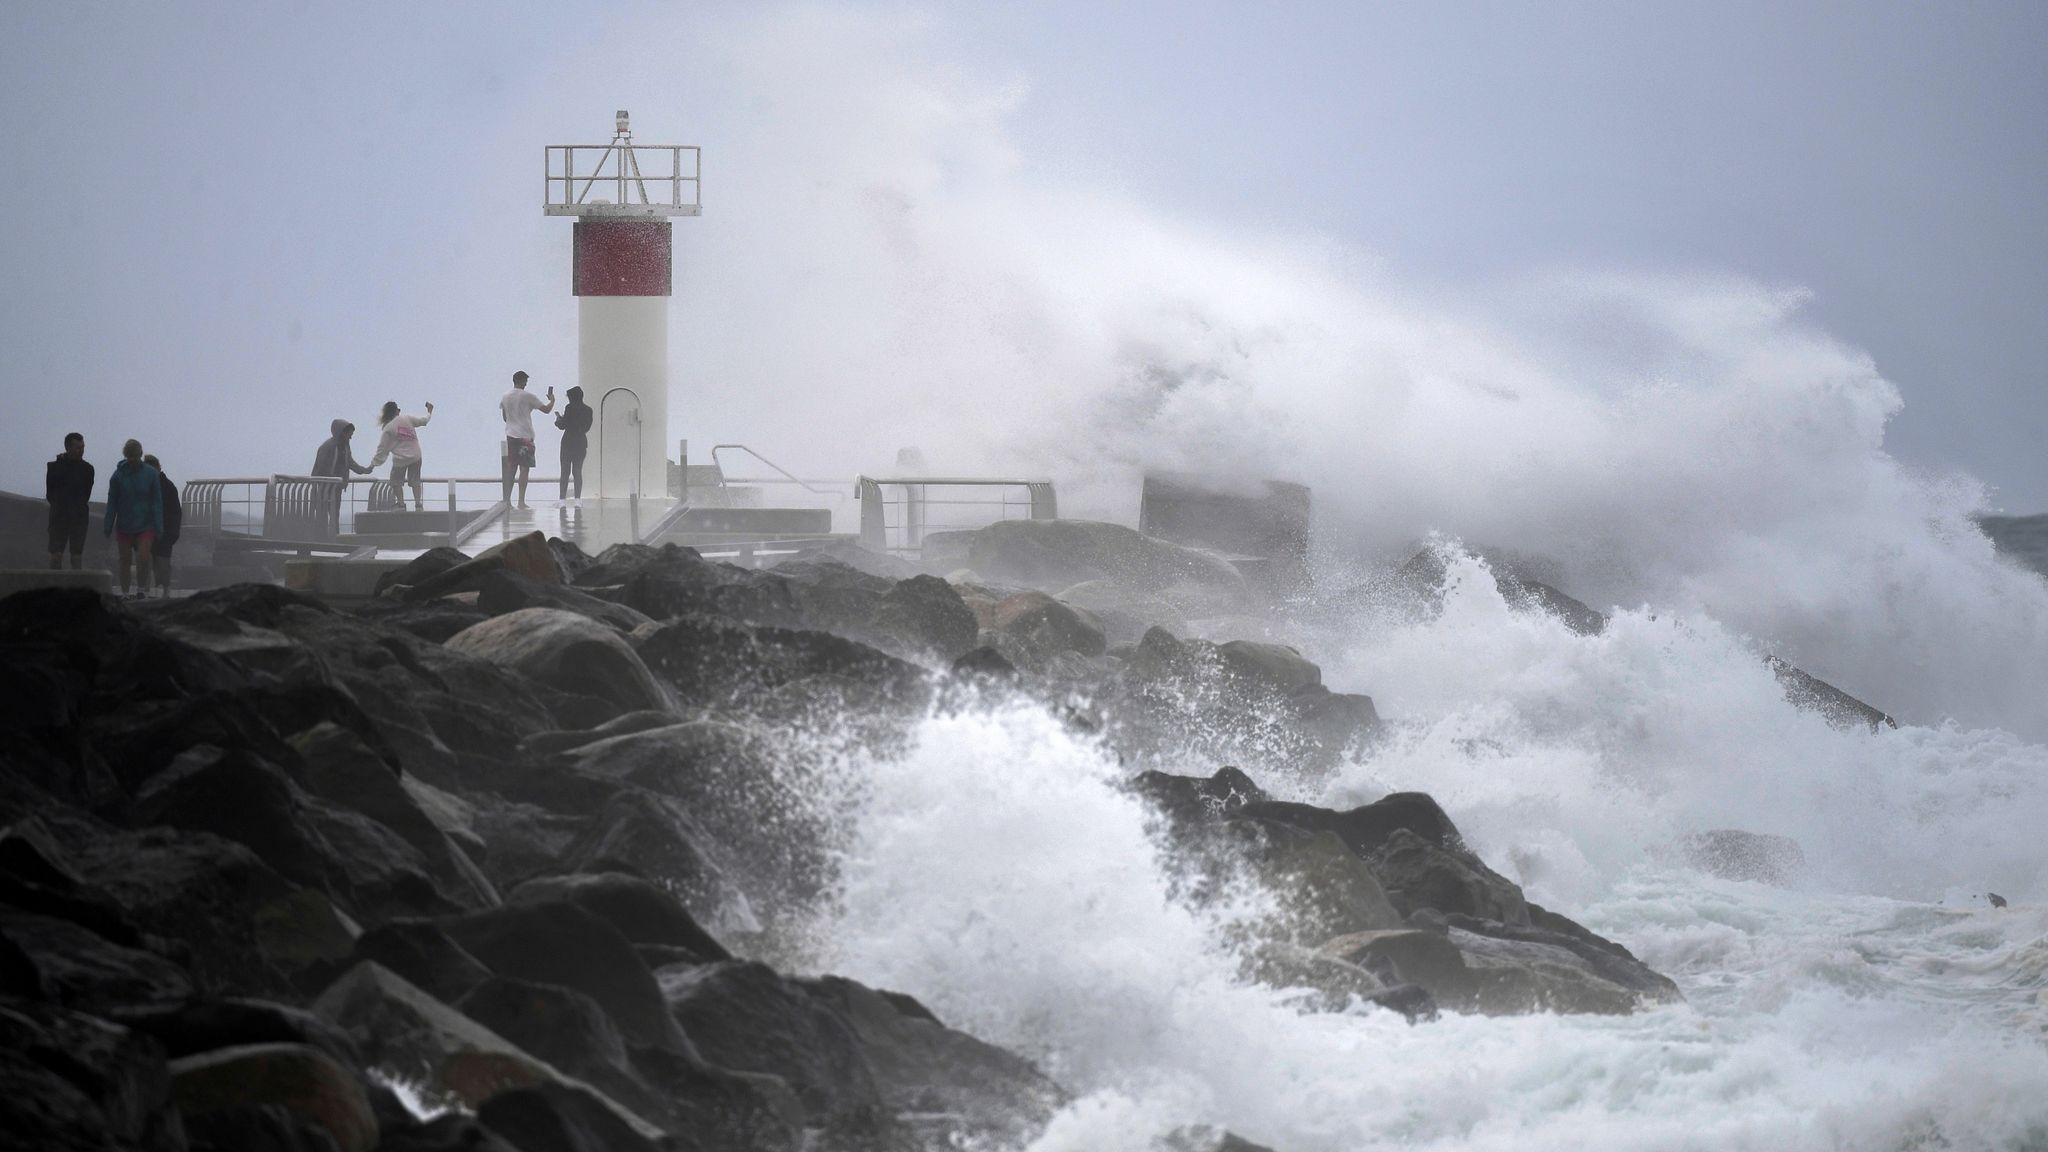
371, 400, 434, 511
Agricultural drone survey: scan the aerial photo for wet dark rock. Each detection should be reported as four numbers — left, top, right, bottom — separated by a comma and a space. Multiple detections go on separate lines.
947, 519, 1248, 602
1364, 828, 1530, 926
1679, 829, 1807, 886
132, 744, 458, 924
1130, 766, 1270, 830
310, 962, 561, 1114
0, 906, 197, 1015
612, 545, 804, 626
372, 548, 470, 598
520, 709, 680, 757
558, 789, 754, 938
369, 1113, 524, 1152
288, 722, 498, 912
949, 644, 1020, 683
870, 572, 981, 661
634, 613, 925, 712
342, 921, 493, 1006
1158, 1125, 1281, 1152
1104, 627, 1378, 773
1237, 791, 1465, 862
348, 598, 491, 644
125, 997, 361, 1068
801, 974, 1063, 1140
454, 975, 630, 1090
981, 590, 1106, 659
0, 996, 185, 1151
474, 568, 655, 633
182, 1103, 341, 1152
1766, 657, 1896, 731
476, 1081, 664, 1152
445, 607, 669, 719
436, 902, 691, 1053
6, 812, 354, 998
507, 871, 731, 962
168, 1042, 378, 1152
660, 959, 886, 1129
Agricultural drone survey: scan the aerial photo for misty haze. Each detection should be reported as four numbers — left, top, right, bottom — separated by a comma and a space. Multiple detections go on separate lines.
3, 4, 2046, 1151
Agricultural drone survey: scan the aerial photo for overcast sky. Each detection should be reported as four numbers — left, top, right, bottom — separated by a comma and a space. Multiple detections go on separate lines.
3, 1, 2044, 508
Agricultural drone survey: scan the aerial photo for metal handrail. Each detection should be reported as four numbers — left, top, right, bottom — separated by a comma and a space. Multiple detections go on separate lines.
854, 475, 1056, 553
709, 445, 837, 498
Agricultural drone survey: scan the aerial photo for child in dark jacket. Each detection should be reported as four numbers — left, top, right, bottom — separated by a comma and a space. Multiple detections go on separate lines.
143, 454, 182, 598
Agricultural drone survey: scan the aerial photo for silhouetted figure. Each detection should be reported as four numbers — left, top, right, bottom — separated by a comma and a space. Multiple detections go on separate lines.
500, 370, 555, 509
143, 454, 181, 598
313, 418, 373, 526
555, 386, 592, 501
371, 400, 433, 512
313, 418, 373, 479
102, 439, 162, 599
45, 432, 94, 570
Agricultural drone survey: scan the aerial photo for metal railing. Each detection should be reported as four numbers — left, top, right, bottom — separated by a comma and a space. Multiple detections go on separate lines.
855, 476, 1056, 555
545, 143, 700, 217
185, 475, 557, 544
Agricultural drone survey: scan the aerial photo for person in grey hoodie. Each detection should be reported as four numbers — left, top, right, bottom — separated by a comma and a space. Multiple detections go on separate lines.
313, 419, 373, 480
313, 418, 372, 524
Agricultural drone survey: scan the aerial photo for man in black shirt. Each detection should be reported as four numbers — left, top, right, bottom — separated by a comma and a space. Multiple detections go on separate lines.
45, 432, 94, 569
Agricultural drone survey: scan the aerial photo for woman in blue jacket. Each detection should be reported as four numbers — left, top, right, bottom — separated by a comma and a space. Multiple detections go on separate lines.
103, 438, 163, 599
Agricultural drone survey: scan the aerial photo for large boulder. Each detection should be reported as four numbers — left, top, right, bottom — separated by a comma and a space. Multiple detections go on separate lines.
801, 975, 1062, 1143
132, 744, 459, 924
980, 590, 1106, 659
0, 996, 185, 1151
435, 902, 691, 1054
1104, 628, 1379, 773
474, 569, 654, 634
633, 614, 925, 714
507, 872, 730, 963
168, 1042, 379, 1152
446, 608, 670, 718
476, 1081, 665, 1152
311, 962, 566, 1113
0, 906, 196, 1016
660, 960, 886, 1131
1, 814, 355, 998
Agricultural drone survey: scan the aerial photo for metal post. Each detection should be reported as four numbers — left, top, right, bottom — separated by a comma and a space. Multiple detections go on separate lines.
447, 480, 458, 544
629, 489, 640, 542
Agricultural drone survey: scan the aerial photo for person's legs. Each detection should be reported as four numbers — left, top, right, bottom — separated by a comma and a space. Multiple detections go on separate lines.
570, 449, 585, 499
516, 465, 530, 508
154, 548, 172, 596
559, 448, 570, 501
502, 439, 517, 504
114, 536, 134, 594
132, 533, 153, 596
47, 514, 63, 569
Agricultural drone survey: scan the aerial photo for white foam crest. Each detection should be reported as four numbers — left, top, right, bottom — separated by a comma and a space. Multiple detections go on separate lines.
1318, 552, 2048, 907
819, 702, 2048, 1151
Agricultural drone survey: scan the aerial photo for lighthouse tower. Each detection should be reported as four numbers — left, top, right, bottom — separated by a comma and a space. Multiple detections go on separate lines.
545, 112, 700, 499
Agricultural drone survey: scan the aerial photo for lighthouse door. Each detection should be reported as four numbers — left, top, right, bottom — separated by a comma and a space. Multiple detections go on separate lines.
598, 388, 643, 498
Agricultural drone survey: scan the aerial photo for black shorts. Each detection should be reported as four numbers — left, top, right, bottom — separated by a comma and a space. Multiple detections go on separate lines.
47, 513, 87, 556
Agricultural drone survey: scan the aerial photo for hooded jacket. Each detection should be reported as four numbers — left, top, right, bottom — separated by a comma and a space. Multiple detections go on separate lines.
371, 410, 430, 468
103, 459, 163, 538
313, 419, 372, 478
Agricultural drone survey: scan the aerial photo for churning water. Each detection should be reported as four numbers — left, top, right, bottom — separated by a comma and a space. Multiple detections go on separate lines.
667, 11, 2048, 1146
815, 566, 2048, 1150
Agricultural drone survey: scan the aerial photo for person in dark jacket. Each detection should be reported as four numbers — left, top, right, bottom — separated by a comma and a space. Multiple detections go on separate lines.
142, 454, 182, 598
313, 419, 373, 479
45, 432, 94, 569
102, 439, 162, 599
555, 386, 593, 501
312, 418, 372, 523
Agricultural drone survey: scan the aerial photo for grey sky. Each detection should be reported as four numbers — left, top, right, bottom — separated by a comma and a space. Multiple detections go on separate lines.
3, 1, 2044, 507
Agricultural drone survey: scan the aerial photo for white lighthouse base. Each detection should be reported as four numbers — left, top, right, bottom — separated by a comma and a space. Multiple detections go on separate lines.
579, 295, 669, 500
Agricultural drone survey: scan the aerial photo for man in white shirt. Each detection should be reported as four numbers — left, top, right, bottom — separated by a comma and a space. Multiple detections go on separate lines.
499, 370, 555, 509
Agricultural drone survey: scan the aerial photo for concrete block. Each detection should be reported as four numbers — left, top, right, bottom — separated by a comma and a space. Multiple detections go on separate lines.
284, 558, 415, 600
0, 568, 114, 597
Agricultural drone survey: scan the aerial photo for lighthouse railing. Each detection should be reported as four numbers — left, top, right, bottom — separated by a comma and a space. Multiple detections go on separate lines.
854, 476, 1057, 555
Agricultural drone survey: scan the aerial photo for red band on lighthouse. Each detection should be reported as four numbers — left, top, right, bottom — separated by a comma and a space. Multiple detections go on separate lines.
573, 219, 673, 297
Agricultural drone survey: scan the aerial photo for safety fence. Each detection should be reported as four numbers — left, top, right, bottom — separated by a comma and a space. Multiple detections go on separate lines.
183, 476, 554, 546
854, 476, 1056, 555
